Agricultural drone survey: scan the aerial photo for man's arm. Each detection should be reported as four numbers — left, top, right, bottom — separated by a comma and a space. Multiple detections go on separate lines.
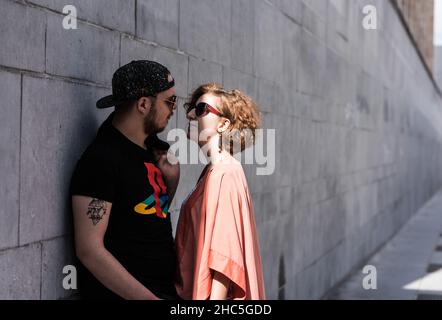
73, 195, 160, 300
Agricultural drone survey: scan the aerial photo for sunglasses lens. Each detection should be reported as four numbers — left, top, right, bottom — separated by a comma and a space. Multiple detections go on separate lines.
195, 103, 207, 117
168, 96, 177, 108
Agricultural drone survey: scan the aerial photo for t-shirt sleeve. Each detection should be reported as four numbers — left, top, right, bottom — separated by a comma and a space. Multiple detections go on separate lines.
70, 148, 117, 203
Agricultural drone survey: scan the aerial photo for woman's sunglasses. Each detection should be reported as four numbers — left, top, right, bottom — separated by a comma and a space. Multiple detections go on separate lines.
184, 102, 224, 118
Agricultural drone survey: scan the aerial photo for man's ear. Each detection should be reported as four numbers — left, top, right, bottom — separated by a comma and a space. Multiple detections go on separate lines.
136, 97, 152, 115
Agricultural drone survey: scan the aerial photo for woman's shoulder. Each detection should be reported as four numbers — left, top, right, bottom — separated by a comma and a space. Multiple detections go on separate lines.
209, 157, 243, 176
205, 158, 248, 190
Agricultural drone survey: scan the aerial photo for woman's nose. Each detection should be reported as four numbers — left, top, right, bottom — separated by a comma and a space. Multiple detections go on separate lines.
186, 109, 196, 120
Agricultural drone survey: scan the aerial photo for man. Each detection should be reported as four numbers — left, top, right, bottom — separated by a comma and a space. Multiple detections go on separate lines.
70, 60, 180, 300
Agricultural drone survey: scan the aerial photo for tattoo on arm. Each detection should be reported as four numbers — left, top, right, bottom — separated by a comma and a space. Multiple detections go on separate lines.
86, 198, 107, 226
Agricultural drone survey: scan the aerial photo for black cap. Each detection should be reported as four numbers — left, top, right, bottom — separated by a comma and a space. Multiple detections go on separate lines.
96, 60, 175, 109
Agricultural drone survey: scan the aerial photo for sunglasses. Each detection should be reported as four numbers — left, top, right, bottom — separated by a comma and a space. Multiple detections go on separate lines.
184, 102, 224, 118
153, 94, 177, 109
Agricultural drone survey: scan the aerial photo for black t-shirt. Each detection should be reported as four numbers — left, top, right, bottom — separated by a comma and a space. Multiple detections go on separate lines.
70, 112, 178, 300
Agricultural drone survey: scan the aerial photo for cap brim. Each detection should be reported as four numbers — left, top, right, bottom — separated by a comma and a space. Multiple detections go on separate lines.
96, 95, 117, 109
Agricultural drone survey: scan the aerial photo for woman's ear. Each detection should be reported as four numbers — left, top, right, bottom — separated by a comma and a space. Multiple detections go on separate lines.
218, 118, 231, 133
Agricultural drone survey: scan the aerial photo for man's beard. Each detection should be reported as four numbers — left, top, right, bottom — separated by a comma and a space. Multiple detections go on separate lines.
143, 103, 162, 136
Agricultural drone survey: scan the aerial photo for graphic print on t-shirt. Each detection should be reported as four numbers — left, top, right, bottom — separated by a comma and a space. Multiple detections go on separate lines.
134, 162, 169, 218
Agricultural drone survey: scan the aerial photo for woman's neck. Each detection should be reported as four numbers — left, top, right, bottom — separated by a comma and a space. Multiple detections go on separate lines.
208, 148, 236, 165
202, 134, 238, 165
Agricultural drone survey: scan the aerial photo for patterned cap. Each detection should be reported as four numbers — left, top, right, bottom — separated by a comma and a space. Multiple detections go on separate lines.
96, 60, 175, 109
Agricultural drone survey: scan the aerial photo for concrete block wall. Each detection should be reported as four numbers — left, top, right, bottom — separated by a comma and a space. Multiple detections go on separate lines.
436, 46, 442, 90
1, 0, 442, 300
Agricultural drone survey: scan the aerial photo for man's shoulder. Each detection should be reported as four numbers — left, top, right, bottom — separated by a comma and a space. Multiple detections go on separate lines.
70, 140, 120, 201
76, 137, 120, 168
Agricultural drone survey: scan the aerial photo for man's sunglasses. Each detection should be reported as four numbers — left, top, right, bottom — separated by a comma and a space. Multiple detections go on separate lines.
184, 102, 223, 118
153, 94, 177, 109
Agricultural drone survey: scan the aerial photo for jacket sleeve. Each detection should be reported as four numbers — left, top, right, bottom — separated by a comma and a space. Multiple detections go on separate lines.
204, 169, 247, 297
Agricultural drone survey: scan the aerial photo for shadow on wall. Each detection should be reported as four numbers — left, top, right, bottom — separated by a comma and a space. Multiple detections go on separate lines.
58, 86, 111, 299
63, 101, 102, 231
278, 255, 286, 300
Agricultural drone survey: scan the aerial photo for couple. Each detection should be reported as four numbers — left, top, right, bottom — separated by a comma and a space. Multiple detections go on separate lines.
70, 60, 266, 300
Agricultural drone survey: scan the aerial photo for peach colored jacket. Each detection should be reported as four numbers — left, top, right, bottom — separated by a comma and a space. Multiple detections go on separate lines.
175, 161, 266, 300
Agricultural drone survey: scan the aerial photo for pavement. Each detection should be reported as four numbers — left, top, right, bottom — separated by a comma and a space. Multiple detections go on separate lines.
328, 190, 442, 300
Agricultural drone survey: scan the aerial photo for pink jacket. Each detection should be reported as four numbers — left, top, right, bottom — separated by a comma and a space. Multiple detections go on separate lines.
175, 161, 266, 300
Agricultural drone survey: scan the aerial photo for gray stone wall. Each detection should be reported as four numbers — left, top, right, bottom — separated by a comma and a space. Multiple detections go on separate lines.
1, 0, 442, 300
436, 46, 442, 90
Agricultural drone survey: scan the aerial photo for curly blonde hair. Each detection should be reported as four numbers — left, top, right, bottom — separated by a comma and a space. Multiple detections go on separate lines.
186, 83, 262, 153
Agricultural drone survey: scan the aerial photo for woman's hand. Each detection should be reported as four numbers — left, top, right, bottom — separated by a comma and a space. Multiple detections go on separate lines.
154, 149, 180, 200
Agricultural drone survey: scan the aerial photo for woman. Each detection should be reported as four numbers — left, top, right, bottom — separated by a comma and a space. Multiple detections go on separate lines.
175, 83, 266, 300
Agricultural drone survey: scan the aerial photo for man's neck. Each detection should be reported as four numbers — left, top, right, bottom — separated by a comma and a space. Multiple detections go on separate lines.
111, 113, 148, 150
